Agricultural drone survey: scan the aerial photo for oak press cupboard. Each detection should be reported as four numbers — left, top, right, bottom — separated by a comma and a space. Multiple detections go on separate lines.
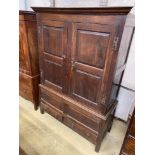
32, 7, 132, 152
19, 11, 40, 110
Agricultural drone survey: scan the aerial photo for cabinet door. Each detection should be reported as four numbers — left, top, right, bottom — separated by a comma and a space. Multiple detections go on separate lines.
19, 20, 31, 75
40, 20, 68, 93
70, 23, 117, 108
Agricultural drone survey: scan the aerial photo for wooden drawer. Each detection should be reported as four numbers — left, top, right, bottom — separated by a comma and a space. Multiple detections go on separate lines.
41, 101, 63, 122
40, 87, 64, 111
65, 105, 100, 132
19, 86, 33, 102
19, 72, 32, 90
63, 116, 98, 144
123, 136, 135, 155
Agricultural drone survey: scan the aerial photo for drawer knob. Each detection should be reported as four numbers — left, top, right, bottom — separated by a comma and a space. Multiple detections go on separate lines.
86, 133, 90, 137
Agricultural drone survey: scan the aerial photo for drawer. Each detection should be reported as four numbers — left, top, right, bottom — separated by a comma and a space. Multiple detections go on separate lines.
19, 86, 33, 102
41, 102, 63, 122
19, 73, 32, 90
40, 87, 64, 111
63, 116, 98, 144
66, 105, 101, 132
123, 136, 135, 155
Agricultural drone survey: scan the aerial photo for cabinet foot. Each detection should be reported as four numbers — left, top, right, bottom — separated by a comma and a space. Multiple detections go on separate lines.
107, 123, 112, 132
40, 105, 44, 114
95, 142, 101, 152
34, 104, 38, 111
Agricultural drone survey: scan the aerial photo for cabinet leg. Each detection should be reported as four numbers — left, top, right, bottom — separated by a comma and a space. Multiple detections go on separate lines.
108, 122, 113, 132
34, 104, 38, 111
95, 141, 102, 152
40, 105, 44, 114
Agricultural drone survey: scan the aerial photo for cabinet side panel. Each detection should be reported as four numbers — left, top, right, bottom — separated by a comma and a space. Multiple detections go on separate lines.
109, 14, 135, 107
26, 15, 40, 76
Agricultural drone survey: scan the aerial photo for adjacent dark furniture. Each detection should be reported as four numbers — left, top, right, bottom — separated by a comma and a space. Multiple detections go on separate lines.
120, 110, 135, 155
32, 7, 132, 151
19, 11, 40, 110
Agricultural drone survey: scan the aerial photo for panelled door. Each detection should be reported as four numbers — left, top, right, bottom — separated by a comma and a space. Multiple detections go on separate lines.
69, 23, 116, 108
40, 20, 68, 93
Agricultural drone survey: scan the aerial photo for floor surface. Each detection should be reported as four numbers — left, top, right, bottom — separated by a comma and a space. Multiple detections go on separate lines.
19, 97, 127, 155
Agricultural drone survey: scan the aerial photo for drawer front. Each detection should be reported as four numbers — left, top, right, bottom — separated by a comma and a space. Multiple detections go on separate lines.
19, 86, 33, 102
19, 73, 32, 90
40, 87, 64, 111
63, 116, 97, 144
66, 106, 100, 132
123, 136, 135, 155
42, 102, 63, 122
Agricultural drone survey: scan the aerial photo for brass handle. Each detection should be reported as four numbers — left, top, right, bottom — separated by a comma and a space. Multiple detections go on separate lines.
62, 54, 66, 59
112, 37, 119, 51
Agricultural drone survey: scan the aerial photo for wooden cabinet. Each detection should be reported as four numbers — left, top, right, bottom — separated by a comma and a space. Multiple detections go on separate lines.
120, 110, 135, 155
19, 11, 40, 110
32, 7, 132, 152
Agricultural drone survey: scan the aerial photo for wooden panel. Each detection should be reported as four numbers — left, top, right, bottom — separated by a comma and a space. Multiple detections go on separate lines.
43, 26, 64, 56
19, 73, 33, 102
26, 20, 39, 75
72, 70, 101, 104
76, 30, 109, 68
44, 59, 63, 88
19, 20, 31, 75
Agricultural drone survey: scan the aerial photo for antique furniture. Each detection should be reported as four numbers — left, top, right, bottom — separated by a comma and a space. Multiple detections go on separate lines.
32, 7, 132, 151
120, 110, 135, 155
19, 11, 40, 110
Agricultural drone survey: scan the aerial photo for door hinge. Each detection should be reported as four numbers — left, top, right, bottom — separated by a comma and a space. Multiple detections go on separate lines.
112, 37, 119, 52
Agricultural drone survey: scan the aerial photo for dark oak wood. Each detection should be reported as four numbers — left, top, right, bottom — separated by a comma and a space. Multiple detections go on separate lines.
108, 13, 135, 113
32, 7, 132, 15
120, 110, 135, 155
32, 7, 132, 152
19, 10, 40, 110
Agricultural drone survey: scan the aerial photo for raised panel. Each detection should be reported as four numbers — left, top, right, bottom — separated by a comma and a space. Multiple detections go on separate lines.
43, 25, 64, 57
19, 21, 30, 74
77, 30, 110, 68
44, 59, 63, 89
26, 20, 39, 75
72, 70, 101, 104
